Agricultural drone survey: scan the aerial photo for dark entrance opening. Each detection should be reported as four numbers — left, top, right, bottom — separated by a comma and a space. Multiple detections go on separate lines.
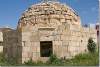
40, 41, 53, 57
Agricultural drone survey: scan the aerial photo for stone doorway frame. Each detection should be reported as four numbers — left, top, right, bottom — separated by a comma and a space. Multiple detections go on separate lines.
40, 41, 53, 57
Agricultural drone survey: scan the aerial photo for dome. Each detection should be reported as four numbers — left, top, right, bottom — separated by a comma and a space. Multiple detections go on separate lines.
17, 2, 81, 29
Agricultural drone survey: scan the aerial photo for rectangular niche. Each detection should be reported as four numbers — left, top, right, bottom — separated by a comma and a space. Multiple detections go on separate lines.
40, 41, 53, 57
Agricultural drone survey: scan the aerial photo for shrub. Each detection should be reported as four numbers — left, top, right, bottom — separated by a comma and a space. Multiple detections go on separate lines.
48, 54, 58, 63
47, 54, 64, 65
24, 59, 35, 66
0, 53, 12, 66
63, 52, 99, 66
0, 52, 98, 66
87, 38, 96, 53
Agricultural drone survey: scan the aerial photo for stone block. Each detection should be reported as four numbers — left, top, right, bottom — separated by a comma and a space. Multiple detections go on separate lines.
22, 47, 31, 52
31, 42, 40, 47
62, 41, 69, 46
32, 47, 37, 52
0, 32, 3, 41
53, 41, 62, 46
40, 36, 54, 41
22, 32, 31, 41
22, 52, 29, 58
0, 46, 3, 52
53, 35, 61, 41
61, 35, 69, 41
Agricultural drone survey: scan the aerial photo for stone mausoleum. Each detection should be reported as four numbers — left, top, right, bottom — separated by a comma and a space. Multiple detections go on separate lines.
3, 0, 97, 63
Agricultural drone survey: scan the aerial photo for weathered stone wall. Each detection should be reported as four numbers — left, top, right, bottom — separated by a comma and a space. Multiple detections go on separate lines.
3, 25, 97, 63
18, 22, 97, 63
0, 32, 3, 52
0, 32, 3, 42
3, 30, 20, 61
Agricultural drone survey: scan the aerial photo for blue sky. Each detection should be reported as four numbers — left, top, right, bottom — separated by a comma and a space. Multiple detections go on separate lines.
0, 0, 99, 28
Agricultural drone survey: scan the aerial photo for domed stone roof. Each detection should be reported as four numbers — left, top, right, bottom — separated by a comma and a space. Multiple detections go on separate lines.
17, 2, 81, 29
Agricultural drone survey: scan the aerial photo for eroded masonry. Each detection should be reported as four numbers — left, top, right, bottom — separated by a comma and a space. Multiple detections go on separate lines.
3, 1, 97, 63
